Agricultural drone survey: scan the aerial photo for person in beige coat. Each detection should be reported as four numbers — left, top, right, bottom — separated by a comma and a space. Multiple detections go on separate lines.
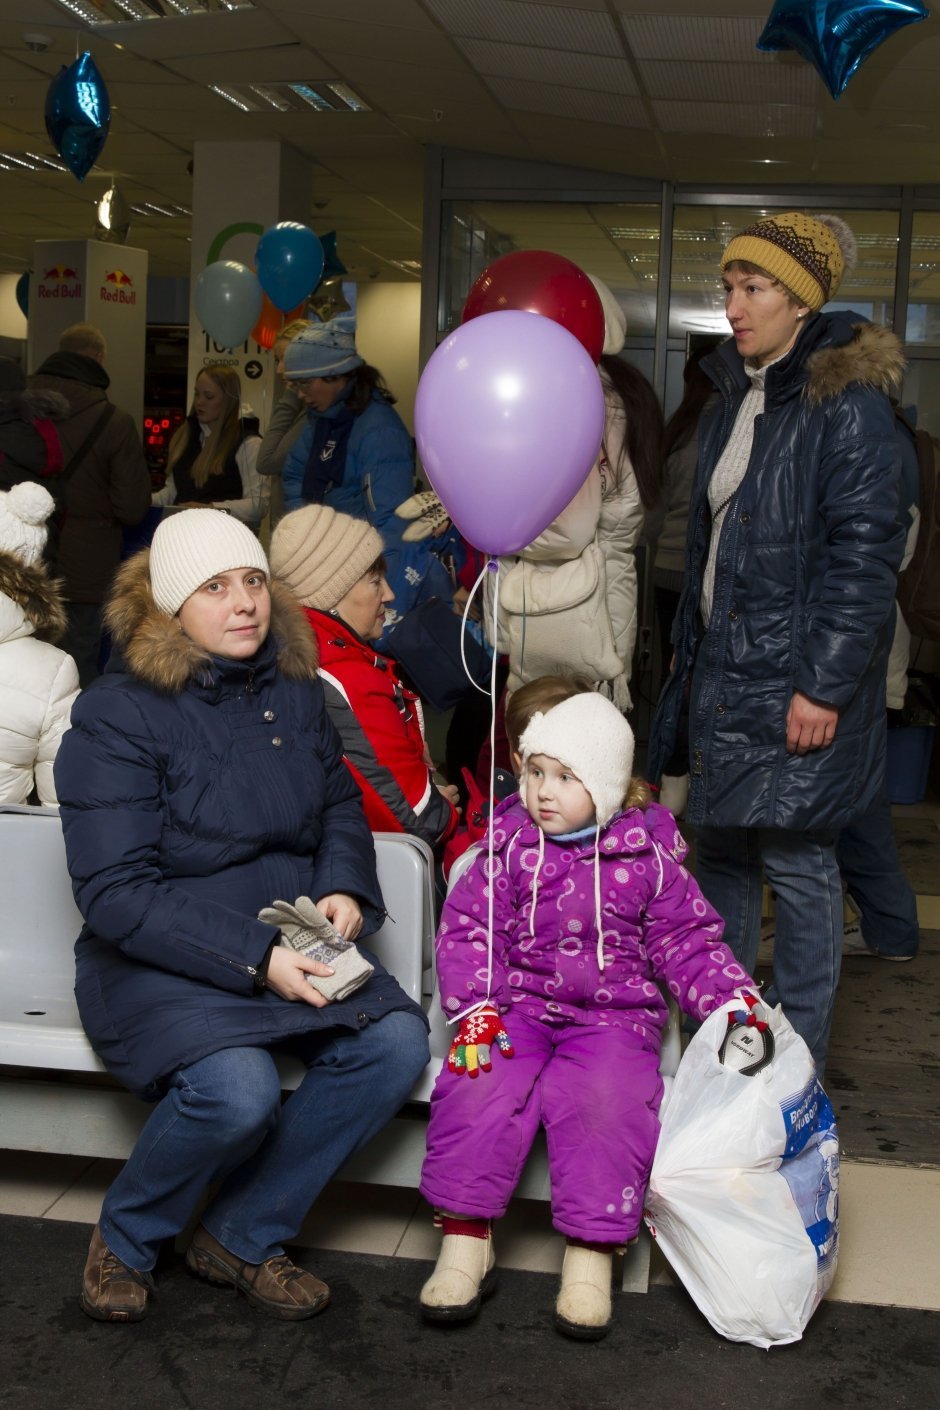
0, 481, 79, 805
486, 279, 663, 710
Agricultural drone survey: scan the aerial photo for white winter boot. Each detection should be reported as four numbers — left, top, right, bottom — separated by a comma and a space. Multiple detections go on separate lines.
419, 1226, 497, 1323
554, 1243, 614, 1341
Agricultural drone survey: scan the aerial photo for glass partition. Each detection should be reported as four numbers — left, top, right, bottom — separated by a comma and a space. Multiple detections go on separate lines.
906, 210, 940, 346
439, 200, 661, 340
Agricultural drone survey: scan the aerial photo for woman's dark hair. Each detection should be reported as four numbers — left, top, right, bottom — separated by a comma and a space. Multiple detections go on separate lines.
661, 349, 715, 464
346, 362, 396, 416
599, 355, 664, 511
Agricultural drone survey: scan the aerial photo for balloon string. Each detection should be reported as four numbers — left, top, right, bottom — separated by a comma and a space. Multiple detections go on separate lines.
485, 559, 500, 1001
460, 557, 494, 699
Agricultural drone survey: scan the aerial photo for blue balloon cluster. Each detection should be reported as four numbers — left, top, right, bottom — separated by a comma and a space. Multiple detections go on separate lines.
44, 51, 111, 182
758, 0, 929, 100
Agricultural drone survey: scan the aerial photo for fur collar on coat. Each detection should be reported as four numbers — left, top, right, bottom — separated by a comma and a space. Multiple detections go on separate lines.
803, 319, 905, 408
104, 551, 318, 693
0, 550, 66, 643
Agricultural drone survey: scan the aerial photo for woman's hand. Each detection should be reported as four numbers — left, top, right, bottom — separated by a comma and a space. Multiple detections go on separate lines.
316, 892, 363, 941
264, 946, 334, 1006
436, 782, 461, 808
786, 692, 839, 755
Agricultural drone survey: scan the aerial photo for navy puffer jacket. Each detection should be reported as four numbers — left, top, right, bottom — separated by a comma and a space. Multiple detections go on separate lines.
54, 557, 426, 1100
649, 312, 905, 832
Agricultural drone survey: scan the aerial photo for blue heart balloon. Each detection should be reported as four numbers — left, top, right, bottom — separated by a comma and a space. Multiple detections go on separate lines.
255, 223, 324, 312
758, 0, 929, 100
44, 51, 111, 182
15, 273, 29, 319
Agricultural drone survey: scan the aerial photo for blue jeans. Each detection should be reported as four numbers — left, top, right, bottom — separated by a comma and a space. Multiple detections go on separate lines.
694, 826, 843, 1074
99, 1011, 429, 1271
836, 789, 919, 959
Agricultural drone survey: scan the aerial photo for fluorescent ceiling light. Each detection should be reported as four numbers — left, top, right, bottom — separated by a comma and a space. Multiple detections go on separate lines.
325, 83, 370, 113
288, 84, 333, 112
112, 0, 159, 19
53, 0, 107, 24
249, 84, 292, 112
208, 83, 259, 112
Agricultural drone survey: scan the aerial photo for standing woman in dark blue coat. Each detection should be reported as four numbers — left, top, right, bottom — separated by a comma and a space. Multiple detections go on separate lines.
54, 508, 429, 1324
649, 213, 905, 1074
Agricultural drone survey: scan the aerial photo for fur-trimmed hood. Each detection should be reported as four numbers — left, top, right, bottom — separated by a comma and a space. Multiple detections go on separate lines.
804, 319, 905, 407
0, 549, 66, 643
0, 387, 70, 424
104, 550, 319, 693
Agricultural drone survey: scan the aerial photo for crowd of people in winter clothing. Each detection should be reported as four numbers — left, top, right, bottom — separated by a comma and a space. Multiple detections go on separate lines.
1, 208, 925, 1340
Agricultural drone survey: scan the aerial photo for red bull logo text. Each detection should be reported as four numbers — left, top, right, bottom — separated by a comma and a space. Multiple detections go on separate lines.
38, 265, 82, 300
100, 269, 136, 305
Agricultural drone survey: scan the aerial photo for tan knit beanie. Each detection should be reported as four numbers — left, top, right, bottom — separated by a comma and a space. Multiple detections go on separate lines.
149, 508, 269, 616
270, 505, 384, 610
721, 212, 851, 311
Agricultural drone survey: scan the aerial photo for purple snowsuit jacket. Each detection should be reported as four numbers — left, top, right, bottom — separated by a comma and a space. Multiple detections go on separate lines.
436, 797, 754, 1040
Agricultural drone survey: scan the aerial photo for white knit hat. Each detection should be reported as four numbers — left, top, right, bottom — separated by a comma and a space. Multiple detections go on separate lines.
519, 692, 634, 827
149, 508, 269, 616
0, 481, 56, 567
588, 274, 627, 356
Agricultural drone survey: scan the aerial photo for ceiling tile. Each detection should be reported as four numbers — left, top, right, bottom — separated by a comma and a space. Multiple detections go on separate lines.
424, 0, 623, 56
620, 13, 766, 63
485, 75, 649, 127
652, 98, 816, 139
640, 59, 816, 106
457, 39, 638, 94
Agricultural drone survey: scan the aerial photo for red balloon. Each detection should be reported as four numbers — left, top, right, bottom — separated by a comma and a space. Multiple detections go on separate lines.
462, 250, 605, 363
251, 290, 281, 349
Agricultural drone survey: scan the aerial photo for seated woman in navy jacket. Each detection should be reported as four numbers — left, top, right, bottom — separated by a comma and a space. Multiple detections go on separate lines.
55, 508, 428, 1324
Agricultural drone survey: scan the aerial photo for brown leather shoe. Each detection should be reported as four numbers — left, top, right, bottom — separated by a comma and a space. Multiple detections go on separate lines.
185, 1225, 330, 1321
81, 1225, 153, 1323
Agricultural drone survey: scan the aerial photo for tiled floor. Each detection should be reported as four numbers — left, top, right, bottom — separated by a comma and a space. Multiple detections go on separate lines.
2, 800, 938, 1313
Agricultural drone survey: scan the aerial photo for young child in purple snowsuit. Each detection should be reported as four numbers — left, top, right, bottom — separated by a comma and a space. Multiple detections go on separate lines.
419, 691, 759, 1339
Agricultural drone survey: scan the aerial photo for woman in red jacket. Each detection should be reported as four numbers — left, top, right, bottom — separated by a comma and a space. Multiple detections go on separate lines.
271, 504, 458, 850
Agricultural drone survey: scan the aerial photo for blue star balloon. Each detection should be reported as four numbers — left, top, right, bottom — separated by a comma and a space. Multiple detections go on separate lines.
44, 51, 111, 182
758, 0, 929, 99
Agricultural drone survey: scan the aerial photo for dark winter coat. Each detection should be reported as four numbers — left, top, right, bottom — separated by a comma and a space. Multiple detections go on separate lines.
29, 353, 151, 603
54, 558, 426, 1100
0, 387, 69, 493
649, 313, 906, 832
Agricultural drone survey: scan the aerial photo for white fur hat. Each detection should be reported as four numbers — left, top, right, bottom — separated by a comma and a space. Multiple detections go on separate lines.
519, 692, 635, 827
0, 481, 56, 567
149, 508, 269, 616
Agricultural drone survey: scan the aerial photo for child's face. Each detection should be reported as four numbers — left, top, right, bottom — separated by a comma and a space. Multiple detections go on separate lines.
525, 753, 596, 835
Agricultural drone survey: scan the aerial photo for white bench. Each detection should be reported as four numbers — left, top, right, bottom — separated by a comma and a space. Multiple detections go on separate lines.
0, 806, 678, 1291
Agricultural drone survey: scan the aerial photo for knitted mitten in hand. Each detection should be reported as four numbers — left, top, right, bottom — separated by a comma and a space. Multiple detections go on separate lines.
259, 898, 374, 1002
395, 490, 452, 541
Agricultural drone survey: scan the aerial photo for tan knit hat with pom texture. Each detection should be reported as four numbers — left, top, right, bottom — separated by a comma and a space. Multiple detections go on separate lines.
270, 505, 384, 611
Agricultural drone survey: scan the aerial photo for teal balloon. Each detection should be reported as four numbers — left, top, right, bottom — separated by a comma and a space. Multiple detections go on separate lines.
255, 223, 324, 312
44, 51, 111, 182
758, 0, 929, 100
15, 273, 29, 319
194, 261, 263, 349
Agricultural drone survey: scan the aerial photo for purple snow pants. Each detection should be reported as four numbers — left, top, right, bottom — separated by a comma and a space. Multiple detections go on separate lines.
419, 1011, 664, 1243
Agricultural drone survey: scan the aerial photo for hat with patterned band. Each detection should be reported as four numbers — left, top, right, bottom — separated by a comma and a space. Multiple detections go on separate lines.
721, 212, 846, 311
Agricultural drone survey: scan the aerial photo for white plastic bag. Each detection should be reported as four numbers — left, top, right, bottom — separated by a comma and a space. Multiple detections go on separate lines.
644, 1000, 839, 1349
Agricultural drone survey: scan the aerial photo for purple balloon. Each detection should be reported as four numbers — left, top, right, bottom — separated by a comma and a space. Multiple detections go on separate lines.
415, 311, 605, 556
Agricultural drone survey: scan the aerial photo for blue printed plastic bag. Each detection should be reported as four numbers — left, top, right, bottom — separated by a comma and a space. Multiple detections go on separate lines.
645, 1001, 839, 1348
